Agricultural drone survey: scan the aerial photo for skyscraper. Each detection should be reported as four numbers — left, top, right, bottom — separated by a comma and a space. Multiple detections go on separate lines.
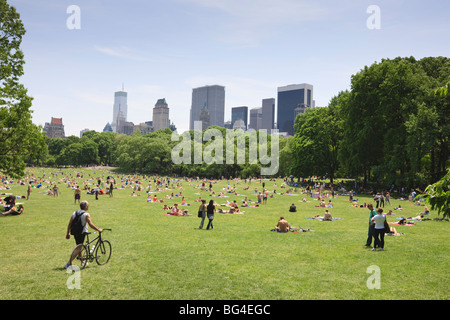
249, 107, 262, 131
190, 85, 225, 130
277, 84, 314, 136
111, 90, 128, 133
261, 98, 275, 134
152, 98, 170, 131
231, 106, 248, 130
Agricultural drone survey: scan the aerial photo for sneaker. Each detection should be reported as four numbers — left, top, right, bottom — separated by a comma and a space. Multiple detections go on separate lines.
380, 248, 384, 251
372, 248, 377, 251
64, 262, 71, 269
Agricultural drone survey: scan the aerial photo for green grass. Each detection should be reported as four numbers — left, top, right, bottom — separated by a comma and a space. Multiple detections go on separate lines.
0, 167, 449, 300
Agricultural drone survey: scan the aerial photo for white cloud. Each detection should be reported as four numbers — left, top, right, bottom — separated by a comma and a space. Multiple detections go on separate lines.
93, 45, 169, 63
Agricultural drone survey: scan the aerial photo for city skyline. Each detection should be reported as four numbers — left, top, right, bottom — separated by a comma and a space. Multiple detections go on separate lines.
10, 0, 450, 137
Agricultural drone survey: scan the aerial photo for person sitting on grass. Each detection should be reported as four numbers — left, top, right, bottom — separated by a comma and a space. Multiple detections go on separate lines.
323, 209, 333, 221
318, 200, 326, 207
276, 216, 290, 233
229, 200, 240, 213
3, 195, 15, 211
170, 203, 181, 215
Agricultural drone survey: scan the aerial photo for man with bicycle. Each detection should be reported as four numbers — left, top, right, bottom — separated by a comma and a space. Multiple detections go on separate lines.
64, 200, 103, 269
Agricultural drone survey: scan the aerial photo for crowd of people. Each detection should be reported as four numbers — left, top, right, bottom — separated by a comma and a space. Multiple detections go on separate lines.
2, 169, 435, 255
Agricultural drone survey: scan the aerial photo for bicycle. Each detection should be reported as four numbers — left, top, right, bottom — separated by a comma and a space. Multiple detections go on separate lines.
70, 229, 112, 269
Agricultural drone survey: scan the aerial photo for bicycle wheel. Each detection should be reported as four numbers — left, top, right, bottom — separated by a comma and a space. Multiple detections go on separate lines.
95, 240, 112, 265
70, 244, 89, 270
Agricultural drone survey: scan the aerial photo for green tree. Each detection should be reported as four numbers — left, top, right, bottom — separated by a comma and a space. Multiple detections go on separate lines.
278, 136, 294, 177
421, 170, 450, 219
405, 103, 439, 184
115, 132, 173, 174
0, 0, 45, 178
292, 92, 345, 183
47, 137, 68, 156
338, 57, 435, 186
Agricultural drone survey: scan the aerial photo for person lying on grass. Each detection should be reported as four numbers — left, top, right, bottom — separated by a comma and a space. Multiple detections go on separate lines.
1, 204, 24, 216
312, 210, 333, 221
386, 226, 403, 236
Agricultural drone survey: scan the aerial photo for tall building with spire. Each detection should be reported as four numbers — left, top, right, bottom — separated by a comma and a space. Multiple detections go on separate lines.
111, 87, 128, 133
199, 102, 210, 131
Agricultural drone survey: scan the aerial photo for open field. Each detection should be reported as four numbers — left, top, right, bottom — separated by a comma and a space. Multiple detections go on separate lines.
0, 167, 449, 300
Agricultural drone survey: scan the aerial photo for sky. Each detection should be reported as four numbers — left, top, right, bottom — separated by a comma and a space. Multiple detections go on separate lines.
9, 0, 450, 136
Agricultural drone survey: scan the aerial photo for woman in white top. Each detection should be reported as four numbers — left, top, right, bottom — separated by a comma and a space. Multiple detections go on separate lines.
371, 208, 386, 251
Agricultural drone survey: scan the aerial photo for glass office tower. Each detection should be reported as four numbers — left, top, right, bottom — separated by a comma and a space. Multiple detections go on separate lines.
231, 106, 248, 130
277, 84, 313, 136
190, 85, 225, 130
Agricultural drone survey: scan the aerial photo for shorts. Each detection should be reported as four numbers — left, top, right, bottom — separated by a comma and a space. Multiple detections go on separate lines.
74, 233, 86, 245
75, 194, 81, 200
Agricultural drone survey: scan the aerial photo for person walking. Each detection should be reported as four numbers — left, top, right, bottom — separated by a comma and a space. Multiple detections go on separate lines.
74, 185, 81, 204
365, 203, 377, 247
380, 193, 385, 208
64, 201, 103, 269
198, 200, 207, 229
371, 208, 386, 251
206, 200, 215, 230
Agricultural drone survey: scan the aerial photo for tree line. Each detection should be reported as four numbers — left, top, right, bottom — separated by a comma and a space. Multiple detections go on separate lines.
40, 128, 280, 179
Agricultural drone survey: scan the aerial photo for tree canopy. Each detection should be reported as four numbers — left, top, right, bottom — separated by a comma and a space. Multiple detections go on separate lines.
0, 0, 46, 178
292, 56, 449, 189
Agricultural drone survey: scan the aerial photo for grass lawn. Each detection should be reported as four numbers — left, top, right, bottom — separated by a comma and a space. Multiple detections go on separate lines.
0, 167, 449, 300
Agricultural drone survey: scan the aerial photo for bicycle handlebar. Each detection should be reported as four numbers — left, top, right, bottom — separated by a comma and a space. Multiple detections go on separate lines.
89, 229, 112, 235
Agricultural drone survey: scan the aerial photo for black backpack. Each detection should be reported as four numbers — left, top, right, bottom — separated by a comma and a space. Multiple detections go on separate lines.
70, 210, 86, 235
